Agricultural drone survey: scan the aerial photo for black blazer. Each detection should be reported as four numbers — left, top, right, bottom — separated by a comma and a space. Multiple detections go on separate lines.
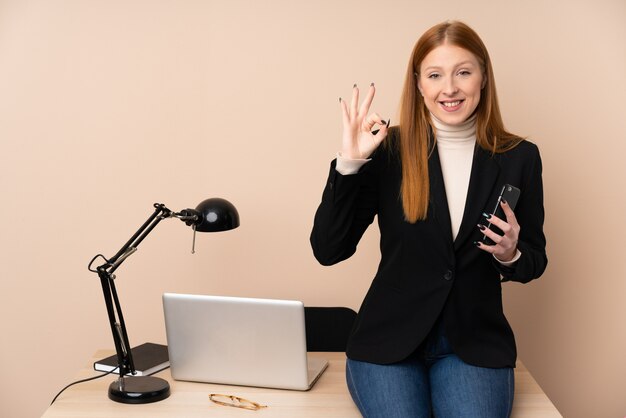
310, 128, 547, 368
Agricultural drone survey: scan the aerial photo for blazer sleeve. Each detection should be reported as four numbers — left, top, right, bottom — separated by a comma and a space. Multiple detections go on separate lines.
310, 153, 380, 266
496, 144, 548, 283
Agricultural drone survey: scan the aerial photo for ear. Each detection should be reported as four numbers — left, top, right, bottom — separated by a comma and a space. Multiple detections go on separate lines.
481, 74, 487, 89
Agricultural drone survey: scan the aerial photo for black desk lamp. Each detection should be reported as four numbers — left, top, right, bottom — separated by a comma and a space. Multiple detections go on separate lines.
88, 198, 240, 404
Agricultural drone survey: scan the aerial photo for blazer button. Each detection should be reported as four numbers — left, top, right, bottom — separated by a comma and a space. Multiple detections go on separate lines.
443, 270, 453, 281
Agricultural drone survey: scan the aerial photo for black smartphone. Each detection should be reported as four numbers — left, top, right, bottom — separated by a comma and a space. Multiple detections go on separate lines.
481, 184, 521, 244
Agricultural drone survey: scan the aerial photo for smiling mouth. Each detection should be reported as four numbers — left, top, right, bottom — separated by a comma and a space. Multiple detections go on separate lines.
440, 100, 464, 107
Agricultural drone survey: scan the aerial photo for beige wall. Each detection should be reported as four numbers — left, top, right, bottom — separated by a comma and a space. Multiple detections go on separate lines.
1, 1, 624, 417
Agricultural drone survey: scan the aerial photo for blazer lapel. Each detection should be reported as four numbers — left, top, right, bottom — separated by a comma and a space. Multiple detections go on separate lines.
428, 145, 454, 247
454, 145, 500, 251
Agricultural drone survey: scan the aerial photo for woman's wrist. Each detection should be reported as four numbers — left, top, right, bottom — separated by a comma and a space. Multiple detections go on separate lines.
494, 249, 521, 265
336, 152, 370, 175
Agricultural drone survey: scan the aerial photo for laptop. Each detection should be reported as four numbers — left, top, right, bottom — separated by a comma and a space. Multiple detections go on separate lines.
162, 293, 328, 391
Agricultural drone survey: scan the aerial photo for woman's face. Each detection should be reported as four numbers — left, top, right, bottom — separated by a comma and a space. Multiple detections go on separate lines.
418, 43, 485, 126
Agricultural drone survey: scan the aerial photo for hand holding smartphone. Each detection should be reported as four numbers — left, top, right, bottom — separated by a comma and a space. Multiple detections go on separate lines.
481, 184, 520, 245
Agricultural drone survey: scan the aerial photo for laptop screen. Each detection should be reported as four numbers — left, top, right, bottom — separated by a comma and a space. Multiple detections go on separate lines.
163, 293, 320, 390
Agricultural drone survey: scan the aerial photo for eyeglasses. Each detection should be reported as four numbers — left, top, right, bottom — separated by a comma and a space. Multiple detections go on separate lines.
209, 393, 268, 411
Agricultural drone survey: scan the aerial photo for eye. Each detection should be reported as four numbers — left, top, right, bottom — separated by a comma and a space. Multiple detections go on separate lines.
457, 70, 471, 76
427, 73, 440, 79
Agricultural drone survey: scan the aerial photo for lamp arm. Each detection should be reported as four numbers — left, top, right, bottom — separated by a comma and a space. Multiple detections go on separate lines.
106, 204, 172, 270
96, 268, 133, 376
92, 203, 174, 378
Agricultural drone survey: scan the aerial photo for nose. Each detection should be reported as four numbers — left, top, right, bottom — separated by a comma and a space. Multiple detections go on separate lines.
443, 77, 459, 96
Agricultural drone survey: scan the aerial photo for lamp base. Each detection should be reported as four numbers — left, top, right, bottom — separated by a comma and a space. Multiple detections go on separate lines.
108, 376, 170, 404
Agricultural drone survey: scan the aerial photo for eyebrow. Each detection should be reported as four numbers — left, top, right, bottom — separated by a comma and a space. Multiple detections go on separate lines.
422, 60, 477, 72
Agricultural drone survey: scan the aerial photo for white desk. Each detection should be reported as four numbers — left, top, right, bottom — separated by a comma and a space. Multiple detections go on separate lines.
42, 351, 561, 417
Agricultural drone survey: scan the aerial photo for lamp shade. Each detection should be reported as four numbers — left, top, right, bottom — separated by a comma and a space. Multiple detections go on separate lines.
194, 198, 240, 232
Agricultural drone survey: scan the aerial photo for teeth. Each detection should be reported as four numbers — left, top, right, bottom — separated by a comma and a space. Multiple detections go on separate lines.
442, 101, 461, 107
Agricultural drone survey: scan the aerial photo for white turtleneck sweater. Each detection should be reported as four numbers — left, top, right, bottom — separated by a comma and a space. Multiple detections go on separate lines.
431, 114, 476, 240
335, 114, 520, 266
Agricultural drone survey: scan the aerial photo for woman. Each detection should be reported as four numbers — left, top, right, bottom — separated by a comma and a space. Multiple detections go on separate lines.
310, 21, 547, 417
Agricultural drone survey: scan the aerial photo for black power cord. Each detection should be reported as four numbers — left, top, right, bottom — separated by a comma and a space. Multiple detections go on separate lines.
50, 366, 119, 405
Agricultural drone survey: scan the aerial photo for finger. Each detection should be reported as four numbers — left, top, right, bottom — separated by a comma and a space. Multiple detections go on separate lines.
483, 212, 510, 233
474, 240, 495, 254
373, 119, 391, 144
500, 200, 519, 227
359, 83, 376, 117
361, 112, 384, 132
479, 225, 503, 245
339, 97, 350, 127
350, 84, 359, 119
